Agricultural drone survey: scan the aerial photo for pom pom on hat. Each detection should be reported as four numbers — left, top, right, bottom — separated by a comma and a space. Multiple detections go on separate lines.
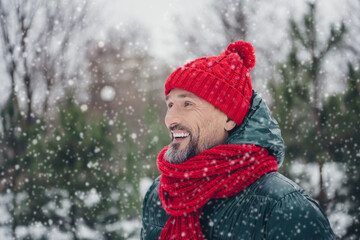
164, 40, 256, 125
225, 40, 256, 71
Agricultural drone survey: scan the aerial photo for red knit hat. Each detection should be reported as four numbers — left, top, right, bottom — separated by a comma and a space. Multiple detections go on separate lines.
165, 40, 256, 125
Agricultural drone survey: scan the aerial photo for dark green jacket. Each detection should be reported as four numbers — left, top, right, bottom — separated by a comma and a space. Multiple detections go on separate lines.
141, 91, 335, 239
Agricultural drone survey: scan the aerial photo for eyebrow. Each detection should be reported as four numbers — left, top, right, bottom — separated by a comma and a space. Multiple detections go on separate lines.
165, 93, 194, 101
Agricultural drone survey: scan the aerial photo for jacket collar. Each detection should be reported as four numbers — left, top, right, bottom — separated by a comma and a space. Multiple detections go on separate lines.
224, 90, 285, 167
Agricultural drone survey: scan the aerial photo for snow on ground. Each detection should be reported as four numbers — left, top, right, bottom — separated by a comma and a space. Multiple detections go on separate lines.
290, 161, 350, 237
140, 177, 154, 198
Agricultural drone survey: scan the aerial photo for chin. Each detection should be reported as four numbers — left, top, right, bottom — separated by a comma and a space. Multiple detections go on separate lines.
165, 143, 196, 165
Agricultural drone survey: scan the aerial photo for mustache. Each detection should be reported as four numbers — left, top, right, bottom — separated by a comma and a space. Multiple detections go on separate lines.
169, 124, 192, 133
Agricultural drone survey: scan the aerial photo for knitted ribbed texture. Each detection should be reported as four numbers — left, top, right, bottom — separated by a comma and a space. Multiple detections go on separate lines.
165, 40, 256, 125
157, 144, 278, 240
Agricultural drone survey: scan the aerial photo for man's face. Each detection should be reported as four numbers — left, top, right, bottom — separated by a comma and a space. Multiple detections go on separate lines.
164, 88, 235, 164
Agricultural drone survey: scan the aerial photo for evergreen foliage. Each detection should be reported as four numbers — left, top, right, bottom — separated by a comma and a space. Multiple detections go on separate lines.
269, 3, 359, 238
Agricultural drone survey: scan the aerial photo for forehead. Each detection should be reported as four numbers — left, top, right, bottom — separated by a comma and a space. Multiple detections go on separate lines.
165, 88, 200, 101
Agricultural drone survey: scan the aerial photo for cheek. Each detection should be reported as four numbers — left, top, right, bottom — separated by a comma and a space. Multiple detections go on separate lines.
198, 117, 222, 139
191, 109, 225, 140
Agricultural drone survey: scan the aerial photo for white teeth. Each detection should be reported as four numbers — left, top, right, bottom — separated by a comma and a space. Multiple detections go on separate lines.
173, 132, 189, 138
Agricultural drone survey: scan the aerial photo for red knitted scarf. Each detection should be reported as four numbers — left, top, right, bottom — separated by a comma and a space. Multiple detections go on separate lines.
157, 144, 278, 240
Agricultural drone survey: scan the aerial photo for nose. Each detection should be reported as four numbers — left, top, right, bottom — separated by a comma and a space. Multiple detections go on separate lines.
165, 106, 182, 128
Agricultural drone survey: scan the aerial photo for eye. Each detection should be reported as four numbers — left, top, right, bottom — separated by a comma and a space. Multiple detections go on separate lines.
167, 103, 173, 109
184, 101, 192, 107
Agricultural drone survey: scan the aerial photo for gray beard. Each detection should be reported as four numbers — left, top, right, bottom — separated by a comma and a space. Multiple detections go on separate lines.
164, 134, 218, 165
164, 140, 197, 165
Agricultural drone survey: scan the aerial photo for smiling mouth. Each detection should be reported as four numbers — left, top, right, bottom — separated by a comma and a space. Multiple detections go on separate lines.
171, 131, 190, 143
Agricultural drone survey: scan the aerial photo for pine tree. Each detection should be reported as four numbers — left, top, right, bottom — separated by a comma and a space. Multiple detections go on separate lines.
268, 2, 360, 238
322, 64, 360, 239
0, 91, 40, 238
15, 96, 129, 240
268, 0, 344, 206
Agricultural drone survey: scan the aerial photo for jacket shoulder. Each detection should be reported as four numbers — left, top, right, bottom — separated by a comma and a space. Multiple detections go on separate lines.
141, 176, 168, 240
250, 171, 306, 200
201, 172, 335, 239
252, 172, 335, 239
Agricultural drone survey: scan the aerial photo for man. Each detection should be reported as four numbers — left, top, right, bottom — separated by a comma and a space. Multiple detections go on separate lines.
141, 40, 334, 239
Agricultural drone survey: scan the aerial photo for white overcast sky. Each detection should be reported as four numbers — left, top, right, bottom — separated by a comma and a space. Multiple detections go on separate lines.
0, 0, 356, 105
94, 0, 350, 60
95, 0, 213, 59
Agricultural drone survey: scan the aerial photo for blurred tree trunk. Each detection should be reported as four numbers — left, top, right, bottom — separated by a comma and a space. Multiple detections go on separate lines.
175, 0, 251, 59
0, 1, 36, 237
217, 0, 248, 42
0, 0, 89, 238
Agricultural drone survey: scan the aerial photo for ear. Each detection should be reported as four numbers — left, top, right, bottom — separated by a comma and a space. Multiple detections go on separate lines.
224, 118, 236, 132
